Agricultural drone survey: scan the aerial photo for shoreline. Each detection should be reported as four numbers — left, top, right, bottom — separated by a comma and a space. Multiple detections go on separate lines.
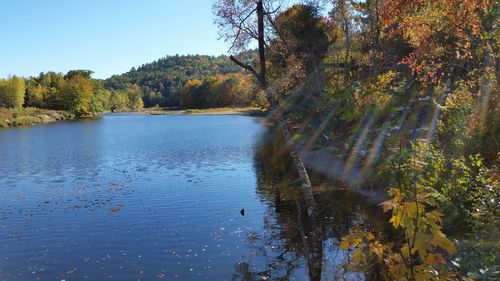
0, 107, 266, 128
282, 121, 389, 203
0, 108, 76, 128
136, 106, 266, 116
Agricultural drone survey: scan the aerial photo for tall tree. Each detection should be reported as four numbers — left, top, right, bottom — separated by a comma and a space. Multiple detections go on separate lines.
59, 75, 94, 116
213, 0, 281, 94
0, 76, 25, 108
126, 84, 144, 111
331, 0, 355, 91
267, 4, 329, 97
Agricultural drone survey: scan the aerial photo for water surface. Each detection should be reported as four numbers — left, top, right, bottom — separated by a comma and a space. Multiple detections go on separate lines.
0, 114, 381, 280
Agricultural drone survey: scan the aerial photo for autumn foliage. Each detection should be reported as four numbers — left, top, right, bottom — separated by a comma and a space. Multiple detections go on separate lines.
180, 73, 261, 109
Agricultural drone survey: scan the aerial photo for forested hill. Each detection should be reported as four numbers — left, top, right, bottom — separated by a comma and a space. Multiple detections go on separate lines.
104, 54, 247, 107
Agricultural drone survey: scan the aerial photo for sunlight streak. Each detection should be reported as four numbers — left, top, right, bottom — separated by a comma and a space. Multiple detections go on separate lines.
342, 113, 377, 180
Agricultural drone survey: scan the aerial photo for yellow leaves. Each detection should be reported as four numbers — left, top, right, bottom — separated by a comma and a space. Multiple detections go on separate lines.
389, 206, 405, 228
359, 71, 399, 110
414, 234, 431, 261
406, 202, 418, 217
376, 71, 398, 89
380, 200, 394, 213
339, 237, 351, 250
340, 230, 388, 273
366, 232, 375, 241
430, 232, 457, 255
339, 234, 355, 249
369, 240, 385, 261
388, 188, 403, 202
417, 192, 438, 207
340, 187, 459, 279
427, 210, 444, 224
339, 231, 363, 249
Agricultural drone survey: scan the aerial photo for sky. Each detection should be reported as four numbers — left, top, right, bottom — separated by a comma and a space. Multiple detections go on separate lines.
0, 0, 232, 79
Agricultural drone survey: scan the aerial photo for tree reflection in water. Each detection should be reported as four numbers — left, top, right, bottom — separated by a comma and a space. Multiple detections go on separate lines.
232, 128, 387, 280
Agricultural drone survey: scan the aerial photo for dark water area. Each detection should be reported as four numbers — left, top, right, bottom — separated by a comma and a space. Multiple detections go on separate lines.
0, 114, 383, 280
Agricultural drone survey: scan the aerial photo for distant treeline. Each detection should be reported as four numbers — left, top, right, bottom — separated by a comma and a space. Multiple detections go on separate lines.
0, 70, 143, 116
0, 53, 263, 115
104, 53, 258, 107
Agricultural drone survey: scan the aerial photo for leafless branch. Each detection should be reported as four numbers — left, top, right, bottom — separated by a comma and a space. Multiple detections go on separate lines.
229, 55, 259, 79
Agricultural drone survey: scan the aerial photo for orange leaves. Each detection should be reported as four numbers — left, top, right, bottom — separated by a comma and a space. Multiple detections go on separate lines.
379, 0, 494, 82
425, 253, 446, 268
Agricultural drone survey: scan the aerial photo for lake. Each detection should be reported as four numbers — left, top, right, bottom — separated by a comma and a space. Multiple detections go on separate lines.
0, 114, 382, 281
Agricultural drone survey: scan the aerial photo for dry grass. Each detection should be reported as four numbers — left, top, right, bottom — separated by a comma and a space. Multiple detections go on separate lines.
0, 107, 74, 127
140, 106, 266, 116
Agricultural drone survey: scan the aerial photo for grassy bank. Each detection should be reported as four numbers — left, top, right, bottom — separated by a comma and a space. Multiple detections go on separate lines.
0, 107, 75, 128
140, 106, 266, 116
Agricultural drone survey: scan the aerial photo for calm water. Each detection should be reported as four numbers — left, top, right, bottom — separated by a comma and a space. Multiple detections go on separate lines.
0, 114, 382, 281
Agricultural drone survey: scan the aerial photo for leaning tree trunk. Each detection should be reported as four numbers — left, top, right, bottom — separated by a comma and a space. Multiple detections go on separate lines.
228, 0, 316, 220
280, 122, 317, 217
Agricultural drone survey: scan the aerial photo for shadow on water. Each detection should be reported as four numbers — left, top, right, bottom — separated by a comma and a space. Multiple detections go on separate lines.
232, 128, 388, 281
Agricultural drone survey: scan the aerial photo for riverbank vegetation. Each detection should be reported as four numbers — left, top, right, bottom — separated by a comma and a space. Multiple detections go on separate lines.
180, 73, 264, 108
213, 0, 498, 279
1, 54, 264, 127
0, 70, 144, 121
1, 0, 498, 278
0, 107, 74, 127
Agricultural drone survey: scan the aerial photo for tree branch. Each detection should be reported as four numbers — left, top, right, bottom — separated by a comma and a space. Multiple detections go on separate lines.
229, 55, 259, 79
229, 7, 259, 51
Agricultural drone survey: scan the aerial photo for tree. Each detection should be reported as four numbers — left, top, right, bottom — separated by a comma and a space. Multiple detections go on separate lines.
180, 74, 256, 109
181, 79, 202, 108
331, 0, 356, 91
268, 4, 328, 70
90, 88, 111, 113
64, 69, 94, 80
37, 72, 64, 109
0, 76, 25, 108
59, 75, 94, 116
126, 84, 144, 111
25, 78, 45, 107
109, 91, 129, 112
267, 4, 329, 96
214, 0, 281, 95
380, 0, 493, 84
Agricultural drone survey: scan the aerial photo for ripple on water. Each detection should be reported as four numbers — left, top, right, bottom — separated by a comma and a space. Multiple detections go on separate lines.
0, 114, 379, 281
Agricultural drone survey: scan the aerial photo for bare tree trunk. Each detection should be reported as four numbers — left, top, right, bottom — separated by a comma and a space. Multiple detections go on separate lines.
339, 0, 351, 92
343, 22, 350, 91
257, 0, 266, 88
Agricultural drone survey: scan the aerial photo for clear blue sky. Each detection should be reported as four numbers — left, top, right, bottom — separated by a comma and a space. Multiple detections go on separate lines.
0, 0, 231, 79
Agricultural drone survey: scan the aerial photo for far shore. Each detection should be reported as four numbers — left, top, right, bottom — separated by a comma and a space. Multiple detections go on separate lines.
1, 106, 267, 128
135, 106, 266, 117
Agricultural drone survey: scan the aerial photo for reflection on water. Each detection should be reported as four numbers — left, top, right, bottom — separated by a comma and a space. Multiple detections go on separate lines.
240, 128, 386, 281
0, 114, 384, 280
